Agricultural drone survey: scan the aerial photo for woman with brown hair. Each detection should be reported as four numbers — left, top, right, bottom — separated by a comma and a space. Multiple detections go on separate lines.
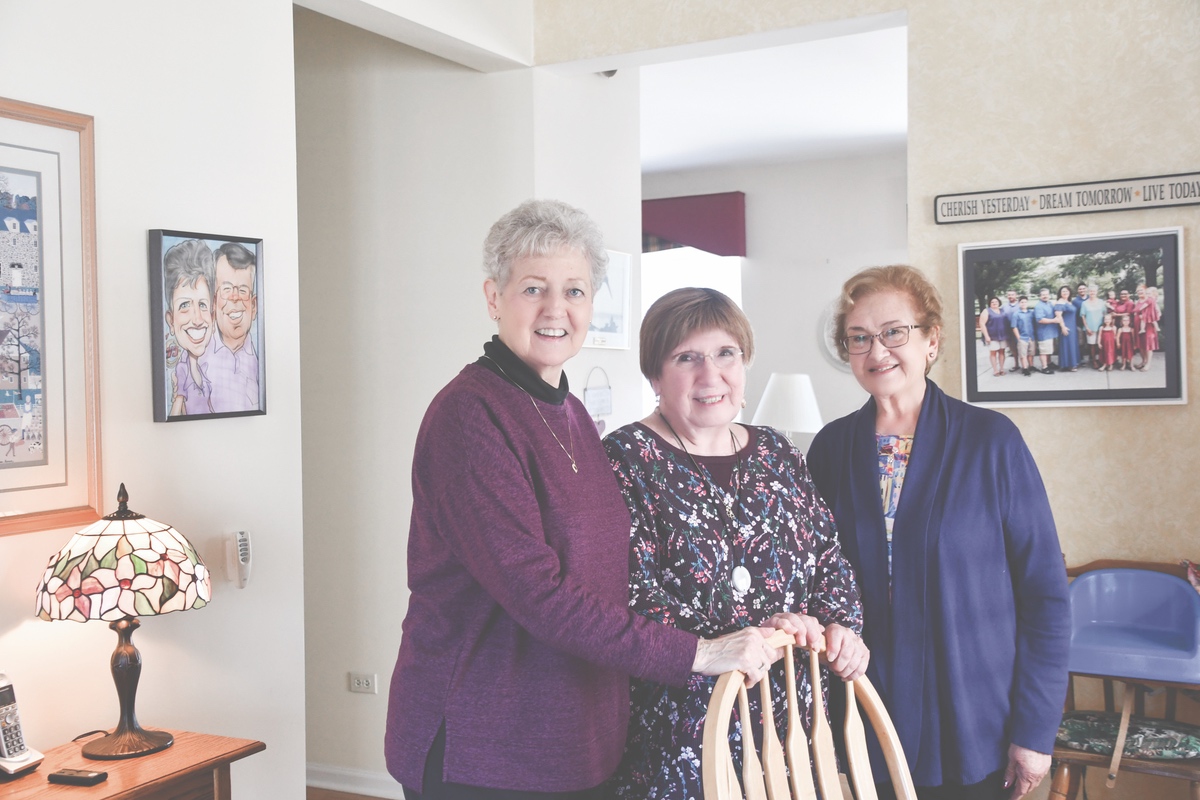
604, 287, 867, 798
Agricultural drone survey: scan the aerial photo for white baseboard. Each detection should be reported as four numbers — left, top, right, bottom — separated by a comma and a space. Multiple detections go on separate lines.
306, 762, 406, 799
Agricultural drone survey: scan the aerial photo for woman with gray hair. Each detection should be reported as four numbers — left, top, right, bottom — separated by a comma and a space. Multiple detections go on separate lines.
385, 200, 791, 800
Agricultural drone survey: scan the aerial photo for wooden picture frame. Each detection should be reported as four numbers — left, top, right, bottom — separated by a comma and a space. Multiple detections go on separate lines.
0, 97, 102, 536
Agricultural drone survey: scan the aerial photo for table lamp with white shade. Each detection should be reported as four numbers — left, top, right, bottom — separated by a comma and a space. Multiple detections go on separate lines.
751, 373, 824, 447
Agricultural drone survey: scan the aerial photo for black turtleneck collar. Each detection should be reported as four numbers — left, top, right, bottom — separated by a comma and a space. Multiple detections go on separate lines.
476, 336, 570, 405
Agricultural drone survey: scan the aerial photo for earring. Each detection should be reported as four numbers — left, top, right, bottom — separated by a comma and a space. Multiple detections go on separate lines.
929, 352, 936, 360
491, 315, 499, 321
740, 399, 747, 409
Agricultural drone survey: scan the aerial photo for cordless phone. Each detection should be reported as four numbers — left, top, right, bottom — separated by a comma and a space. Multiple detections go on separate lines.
0, 676, 26, 760
0, 674, 44, 776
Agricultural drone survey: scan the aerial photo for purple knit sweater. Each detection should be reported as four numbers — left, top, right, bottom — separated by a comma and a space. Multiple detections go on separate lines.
385, 363, 698, 792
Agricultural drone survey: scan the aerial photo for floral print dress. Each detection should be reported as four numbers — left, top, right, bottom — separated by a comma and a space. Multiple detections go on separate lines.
603, 423, 863, 799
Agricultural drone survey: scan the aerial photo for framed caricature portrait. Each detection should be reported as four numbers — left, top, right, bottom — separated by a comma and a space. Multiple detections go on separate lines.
959, 227, 1184, 407
149, 230, 265, 421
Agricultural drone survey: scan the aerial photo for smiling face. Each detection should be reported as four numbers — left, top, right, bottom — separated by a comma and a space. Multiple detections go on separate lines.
989, 297, 1001, 311
485, 249, 593, 384
166, 277, 213, 359
651, 327, 745, 439
214, 255, 257, 351
1059, 286, 1072, 301
1006, 290, 1017, 304
845, 290, 938, 404
1039, 288, 1051, 303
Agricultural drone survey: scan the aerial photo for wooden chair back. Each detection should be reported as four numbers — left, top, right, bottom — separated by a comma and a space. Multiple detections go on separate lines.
702, 630, 917, 800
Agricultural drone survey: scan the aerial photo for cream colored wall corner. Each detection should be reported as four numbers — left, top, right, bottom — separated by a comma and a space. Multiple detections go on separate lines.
295, 7, 538, 790
537, 0, 1200, 568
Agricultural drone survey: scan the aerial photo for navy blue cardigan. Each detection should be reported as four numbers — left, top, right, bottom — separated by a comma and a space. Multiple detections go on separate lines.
808, 380, 1068, 786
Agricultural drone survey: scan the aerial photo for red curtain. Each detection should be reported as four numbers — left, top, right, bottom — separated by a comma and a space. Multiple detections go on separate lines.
642, 191, 746, 257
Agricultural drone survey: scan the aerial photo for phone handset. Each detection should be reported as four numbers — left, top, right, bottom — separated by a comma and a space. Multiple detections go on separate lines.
0, 673, 44, 775
226, 530, 252, 589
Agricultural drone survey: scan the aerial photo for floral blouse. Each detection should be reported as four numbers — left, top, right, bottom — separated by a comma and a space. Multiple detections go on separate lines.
603, 422, 863, 799
877, 433, 913, 602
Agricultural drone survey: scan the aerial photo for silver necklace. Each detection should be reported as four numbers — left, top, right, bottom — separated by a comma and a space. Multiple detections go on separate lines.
484, 356, 577, 473
657, 410, 752, 594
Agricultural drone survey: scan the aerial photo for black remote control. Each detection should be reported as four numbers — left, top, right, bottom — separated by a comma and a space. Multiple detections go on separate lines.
47, 768, 107, 786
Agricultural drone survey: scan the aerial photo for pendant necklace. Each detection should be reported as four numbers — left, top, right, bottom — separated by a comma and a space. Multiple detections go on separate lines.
657, 410, 752, 594
484, 356, 577, 473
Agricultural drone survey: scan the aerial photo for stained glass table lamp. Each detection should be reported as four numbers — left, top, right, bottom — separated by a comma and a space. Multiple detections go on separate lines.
34, 483, 212, 759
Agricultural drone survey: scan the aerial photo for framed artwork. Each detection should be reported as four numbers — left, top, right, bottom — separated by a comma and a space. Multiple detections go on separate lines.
149, 230, 265, 421
959, 227, 1185, 407
0, 97, 102, 536
585, 249, 632, 349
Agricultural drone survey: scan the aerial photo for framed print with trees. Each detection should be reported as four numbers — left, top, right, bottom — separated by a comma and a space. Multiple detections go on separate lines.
0, 97, 102, 536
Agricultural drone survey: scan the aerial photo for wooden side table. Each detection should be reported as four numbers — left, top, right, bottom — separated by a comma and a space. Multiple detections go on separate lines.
0, 730, 265, 800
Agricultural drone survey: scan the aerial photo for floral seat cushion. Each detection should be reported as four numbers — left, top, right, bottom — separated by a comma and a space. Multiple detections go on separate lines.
1057, 711, 1200, 760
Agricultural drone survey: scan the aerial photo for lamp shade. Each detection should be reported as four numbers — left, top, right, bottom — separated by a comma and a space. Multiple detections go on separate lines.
35, 485, 211, 623
751, 373, 823, 434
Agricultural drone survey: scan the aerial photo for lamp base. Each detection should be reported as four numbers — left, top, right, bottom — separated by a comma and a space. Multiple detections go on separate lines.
82, 727, 173, 760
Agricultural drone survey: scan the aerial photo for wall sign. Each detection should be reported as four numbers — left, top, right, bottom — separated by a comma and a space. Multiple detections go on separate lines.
935, 171, 1200, 224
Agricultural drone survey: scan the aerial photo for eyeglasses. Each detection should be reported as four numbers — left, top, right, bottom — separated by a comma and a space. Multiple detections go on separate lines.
218, 283, 253, 300
666, 347, 744, 371
842, 325, 924, 355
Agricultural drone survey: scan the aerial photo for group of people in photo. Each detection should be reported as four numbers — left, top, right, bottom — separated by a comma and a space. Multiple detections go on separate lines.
978, 282, 1162, 377
386, 199, 1068, 800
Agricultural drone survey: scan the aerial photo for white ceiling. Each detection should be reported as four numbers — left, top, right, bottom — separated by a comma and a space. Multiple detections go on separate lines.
640, 26, 908, 174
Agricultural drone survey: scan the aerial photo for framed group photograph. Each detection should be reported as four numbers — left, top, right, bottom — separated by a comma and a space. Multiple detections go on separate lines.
959, 227, 1185, 407
585, 249, 632, 349
149, 229, 265, 421
0, 97, 102, 536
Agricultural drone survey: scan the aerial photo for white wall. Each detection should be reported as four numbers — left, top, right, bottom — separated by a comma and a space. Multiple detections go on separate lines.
0, 1, 307, 798
644, 150, 909, 432
295, 10, 647, 794
294, 8, 535, 795
532, 66, 647, 428
294, 0, 535, 70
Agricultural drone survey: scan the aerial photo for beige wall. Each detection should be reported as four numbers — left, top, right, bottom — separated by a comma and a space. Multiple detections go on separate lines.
537, 0, 1200, 570
541, 5, 1200, 796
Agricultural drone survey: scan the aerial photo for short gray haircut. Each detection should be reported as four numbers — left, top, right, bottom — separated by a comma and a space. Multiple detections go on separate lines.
482, 199, 608, 291
163, 239, 215, 307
